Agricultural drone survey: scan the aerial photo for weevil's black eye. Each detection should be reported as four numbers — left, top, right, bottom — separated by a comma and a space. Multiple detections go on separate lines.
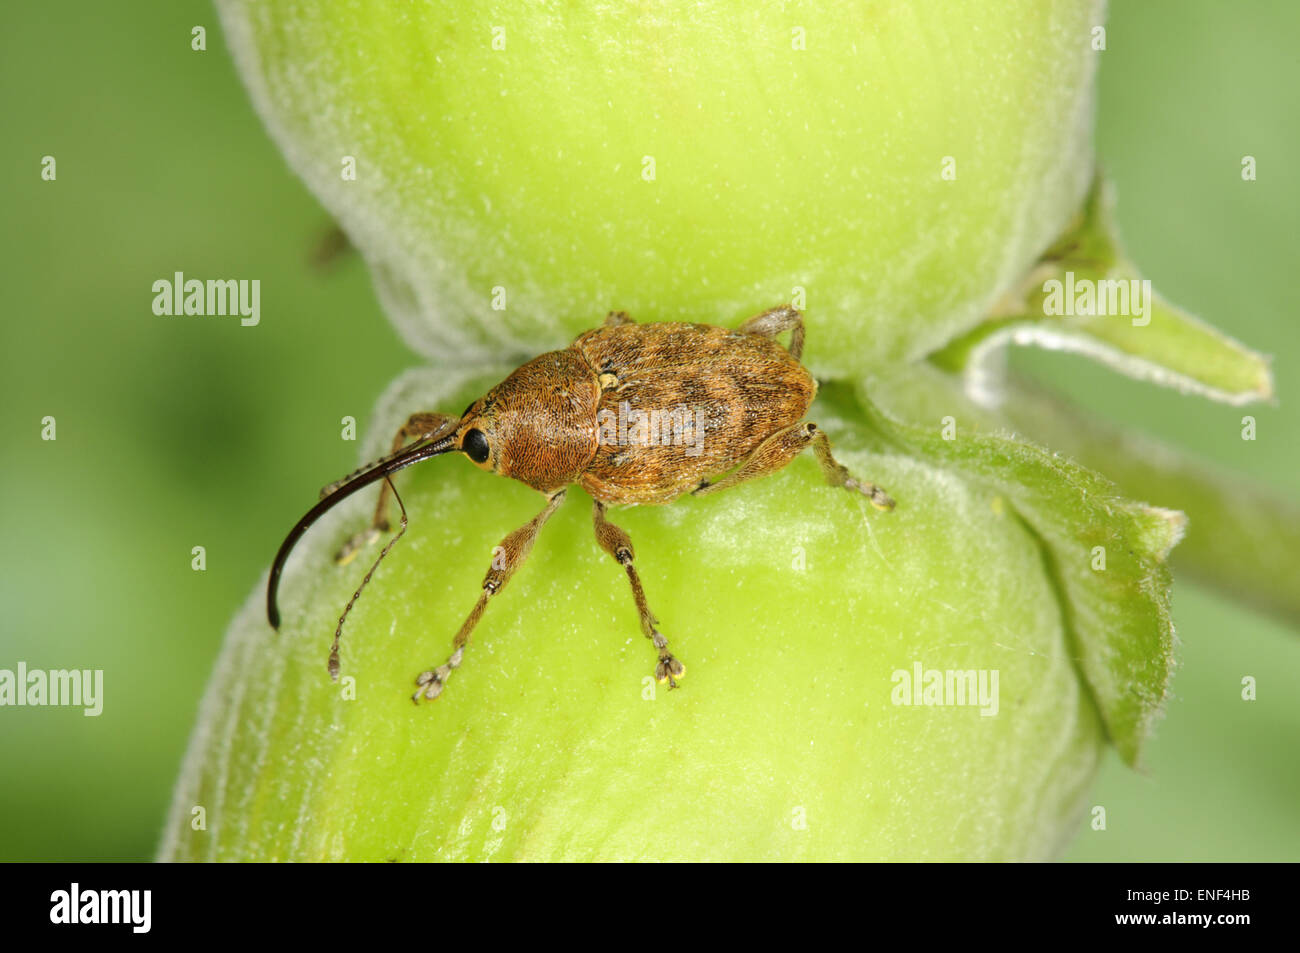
462, 428, 490, 464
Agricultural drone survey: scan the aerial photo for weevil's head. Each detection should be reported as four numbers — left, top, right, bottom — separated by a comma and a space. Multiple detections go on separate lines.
455, 348, 600, 493
266, 347, 601, 632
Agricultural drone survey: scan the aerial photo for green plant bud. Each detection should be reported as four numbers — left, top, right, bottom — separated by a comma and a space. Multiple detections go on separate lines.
161, 366, 1178, 861
217, 0, 1102, 375
165, 0, 1203, 862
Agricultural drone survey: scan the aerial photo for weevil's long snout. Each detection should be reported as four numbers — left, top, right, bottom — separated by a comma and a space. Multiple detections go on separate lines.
266, 435, 458, 629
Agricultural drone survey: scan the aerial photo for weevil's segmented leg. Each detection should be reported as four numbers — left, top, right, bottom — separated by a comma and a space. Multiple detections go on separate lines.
331, 412, 458, 565
414, 489, 567, 702
591, 500, 684, 688
310, 222, 353, 272
604, 310, 635, 327
809, 424, 895, 510
693, 422, 894, 510
738, 305, 805, 360
692, 422, 813, 497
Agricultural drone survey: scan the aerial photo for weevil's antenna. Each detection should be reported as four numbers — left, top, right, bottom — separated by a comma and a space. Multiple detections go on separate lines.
267, 434, 457, 630
328, 475, 408, 680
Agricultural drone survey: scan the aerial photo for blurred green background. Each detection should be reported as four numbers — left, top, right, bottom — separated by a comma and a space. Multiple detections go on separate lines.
1, 1, 1295, 861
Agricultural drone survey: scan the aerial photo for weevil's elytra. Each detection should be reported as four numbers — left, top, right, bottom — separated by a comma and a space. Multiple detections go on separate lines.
266, 304, 895, 702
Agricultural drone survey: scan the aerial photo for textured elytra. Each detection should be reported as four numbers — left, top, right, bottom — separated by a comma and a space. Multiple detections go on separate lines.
575, 322, 815, 504
432, 318, 818, 503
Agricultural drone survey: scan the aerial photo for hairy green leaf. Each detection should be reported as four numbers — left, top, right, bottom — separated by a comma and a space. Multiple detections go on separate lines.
933, 177, 1273, 407
852, 366, 1184, 765
998, 376, 1300, 627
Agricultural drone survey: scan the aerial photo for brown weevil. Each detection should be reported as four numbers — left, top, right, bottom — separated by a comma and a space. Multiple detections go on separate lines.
267, 305, 894, 702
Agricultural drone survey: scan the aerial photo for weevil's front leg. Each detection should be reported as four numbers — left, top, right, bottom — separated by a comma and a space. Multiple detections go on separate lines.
331, 412, 458, 565
693, 422, 894, 510
738, 304, 805, 360
414, 489, 567, 702
592, 500, 685, 687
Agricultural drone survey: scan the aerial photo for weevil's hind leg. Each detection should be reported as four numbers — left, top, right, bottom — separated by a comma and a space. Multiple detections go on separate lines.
808, 425, 895, 510
692, 422, 812, 497
692, 422, 894, 510
592, 501, 684, 687
604, 310, 635, 327
738, 305, 805, 360
331, 412, 458, 565
414, 490, 567, 702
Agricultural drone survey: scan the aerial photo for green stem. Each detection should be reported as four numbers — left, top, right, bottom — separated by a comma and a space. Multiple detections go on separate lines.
999, 376, 1300, 628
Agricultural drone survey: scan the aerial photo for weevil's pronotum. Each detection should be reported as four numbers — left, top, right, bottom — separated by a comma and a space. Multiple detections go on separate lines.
267, 305, 894, 702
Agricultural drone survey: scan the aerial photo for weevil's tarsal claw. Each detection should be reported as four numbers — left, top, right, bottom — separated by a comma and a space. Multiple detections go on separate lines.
413, 671, 444, 703
413, 647, 463, 703
655, 654, 685, 688
844, 476, 895, 511
867, 486, 896, 511
335, 527, 382, 565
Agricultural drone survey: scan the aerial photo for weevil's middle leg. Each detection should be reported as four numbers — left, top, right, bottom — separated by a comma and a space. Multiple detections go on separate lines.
414, 489, 567, 702
738, 305, 805, 360
693, 422, 894, 510
592, 500, 685, 687
332, 412, 458, 565
604, 310, 634, 327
